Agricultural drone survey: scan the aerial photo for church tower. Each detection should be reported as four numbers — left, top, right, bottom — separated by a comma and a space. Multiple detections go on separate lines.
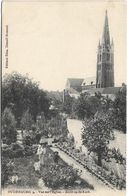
96, 11, 114, 88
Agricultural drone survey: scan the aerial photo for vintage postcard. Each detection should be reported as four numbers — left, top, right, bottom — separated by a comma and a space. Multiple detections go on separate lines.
1, 0, 126, 196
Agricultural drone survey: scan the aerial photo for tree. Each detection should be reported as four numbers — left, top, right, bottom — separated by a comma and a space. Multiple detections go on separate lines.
63, 93, 74, 114
74, 92, 113, 120
36, 112, 47, 135
75, 93, 100, 119
99, 95, 113, 112
2, 108, 17, 144
112, 87, 126, 133
82, 112, 113, 166
2, 72, 50, 125
20, 109, 34, 131
46, 90, 63, 111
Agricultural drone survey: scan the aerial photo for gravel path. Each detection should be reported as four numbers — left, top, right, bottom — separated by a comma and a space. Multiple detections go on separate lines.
51, 146, 111, 192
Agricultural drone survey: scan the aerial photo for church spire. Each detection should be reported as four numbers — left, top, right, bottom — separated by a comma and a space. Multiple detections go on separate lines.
102, 10, 110, 46
96, 10, 114, 88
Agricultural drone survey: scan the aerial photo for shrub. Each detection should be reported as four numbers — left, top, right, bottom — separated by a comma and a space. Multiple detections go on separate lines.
13, 149, 24, 158
11, 143, 23, 150
2, 147, 15, 158
2, 108, 17, 145
1, 157, 14, 187
23, 135, 33, 146
24, 145, 33, 156
111, 148, 125, 164
2, 143, 25, 159
32, 144, 38, 154
41, 164, 79, 189
20, 110, 34, 131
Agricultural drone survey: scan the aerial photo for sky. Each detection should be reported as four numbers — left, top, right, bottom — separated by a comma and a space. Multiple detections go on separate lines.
2, 1, 127, 91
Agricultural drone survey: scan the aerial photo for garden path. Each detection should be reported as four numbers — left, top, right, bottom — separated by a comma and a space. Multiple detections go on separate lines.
51, 146, 111, 192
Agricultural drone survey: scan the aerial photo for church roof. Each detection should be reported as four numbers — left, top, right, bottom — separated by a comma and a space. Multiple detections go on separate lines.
81, 77, 96, 86
67, 78, 84, 87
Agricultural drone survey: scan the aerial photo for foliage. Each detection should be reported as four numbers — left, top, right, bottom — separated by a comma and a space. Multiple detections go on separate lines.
3, 156, 39, 188
35, 132, 42, 143
23, 136, 33, 146
36, 112, 47, 135
112, 87, 126, 133
75, 88, 125, 132
36, 113, 68, 139
47, 115, 68, 137
2, 72, 50, 125
74, 92, 113, 120
46, 90, 63, 111
82, 112, 113, 166
63, 93, 75, 114
2, 142, 35, 160
40, 148, 94, 190
74, 93, 100, 119
111, 148, 126, 164
2, 152, 93, 190
2, 108, 17, 144
23, 130, 40, 146
1, 157, 14, 187
24, 145, 34, 156
23, 132, 38, 146
2, 143, 24, 158
42, 164, 78, 189
57, 142, 125, 190
20, 109, 34, 131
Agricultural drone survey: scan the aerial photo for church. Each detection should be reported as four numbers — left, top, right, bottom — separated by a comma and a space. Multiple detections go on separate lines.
64, 11, 122, 100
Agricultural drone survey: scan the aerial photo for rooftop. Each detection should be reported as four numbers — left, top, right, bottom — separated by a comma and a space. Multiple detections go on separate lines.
87, 86, 121, 95
67, 78, 84, 87
81, 77, 96, 86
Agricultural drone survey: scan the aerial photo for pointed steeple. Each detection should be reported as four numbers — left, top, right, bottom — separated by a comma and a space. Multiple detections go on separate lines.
96, 10, 114, 88
102, 10, 110, 46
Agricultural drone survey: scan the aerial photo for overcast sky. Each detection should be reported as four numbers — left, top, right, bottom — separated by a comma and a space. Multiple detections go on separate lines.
2, 1, 127, 91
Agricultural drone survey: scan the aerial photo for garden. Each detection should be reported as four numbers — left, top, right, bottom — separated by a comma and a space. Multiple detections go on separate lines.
2, 143, 94, 190
1, 72, 126, 191
56, 137, 126, 190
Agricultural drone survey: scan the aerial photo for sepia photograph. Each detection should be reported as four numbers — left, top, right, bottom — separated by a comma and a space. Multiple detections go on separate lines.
1, 1, 126, 196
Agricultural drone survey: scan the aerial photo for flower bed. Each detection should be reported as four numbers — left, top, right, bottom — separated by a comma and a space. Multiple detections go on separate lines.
56, 142, 126, 190
39, 148, 94, 190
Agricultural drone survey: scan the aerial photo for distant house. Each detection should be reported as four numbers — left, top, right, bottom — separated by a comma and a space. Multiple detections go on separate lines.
65, 87, 80, 99
65, 77, 96, 98
87, 86, 122, 100
65, 78, 84, 98
66, 78, 84, 92
81, 77, 96, 92
64, 78, 123, 100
